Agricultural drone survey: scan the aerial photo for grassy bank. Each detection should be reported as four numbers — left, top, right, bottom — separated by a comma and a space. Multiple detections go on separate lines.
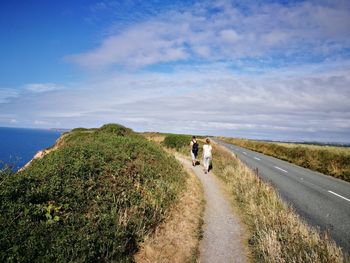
0, 124, 186, 262
134, 157, 204, 263
220, 137, 350, 182
142, 133, 205, 263
212, 143, 346, 262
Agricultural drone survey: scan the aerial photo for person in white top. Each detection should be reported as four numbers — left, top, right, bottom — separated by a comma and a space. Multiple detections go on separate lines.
202, 138, 213, 174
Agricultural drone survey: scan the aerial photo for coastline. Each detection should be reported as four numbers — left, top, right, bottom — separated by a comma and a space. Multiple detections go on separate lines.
18, 132, 68, 172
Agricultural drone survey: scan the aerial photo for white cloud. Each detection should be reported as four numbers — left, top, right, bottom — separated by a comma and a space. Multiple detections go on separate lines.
34, 120, 49, 125
262, 31, 289, 47
67, 0, 350, 69
220, 29, 240, 43
0, 89, 19, 103
2, 60, 349, 141
66, 20, 189, 68
192, 45, 211, 57
24, 83, 65, 93
0, 83, 66, 107
2, 1, 350, 142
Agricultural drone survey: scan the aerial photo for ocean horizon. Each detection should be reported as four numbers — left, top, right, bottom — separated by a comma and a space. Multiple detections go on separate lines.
0, 127, 63, 171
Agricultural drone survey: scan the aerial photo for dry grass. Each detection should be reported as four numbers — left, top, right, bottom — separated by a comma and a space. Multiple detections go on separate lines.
142, 132, 166, 143
219, 137, 350, 182
275, 142, 350, 155
135, 136, 204, 263
212, 143, 346, 263
134, 159, 204, 263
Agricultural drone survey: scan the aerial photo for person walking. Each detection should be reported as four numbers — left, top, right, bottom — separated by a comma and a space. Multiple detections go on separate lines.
202, 138, 212, 174
190, 136, 199, 166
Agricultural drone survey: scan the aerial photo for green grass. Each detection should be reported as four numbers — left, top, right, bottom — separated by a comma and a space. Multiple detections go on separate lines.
220, 137, 350, 182
0, 124, 186, 262
162, 134, 205, 158
163, 134, 192, 151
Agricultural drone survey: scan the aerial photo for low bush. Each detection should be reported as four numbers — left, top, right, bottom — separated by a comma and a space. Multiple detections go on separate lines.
71, 127, 88, 132
0, 124, 186, 262
220, 138, 350, 182
100, 123, 133, 136
163, 134, 192, 151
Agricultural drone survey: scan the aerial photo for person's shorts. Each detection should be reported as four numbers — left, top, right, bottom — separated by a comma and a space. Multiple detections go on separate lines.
191, 151, 196, 160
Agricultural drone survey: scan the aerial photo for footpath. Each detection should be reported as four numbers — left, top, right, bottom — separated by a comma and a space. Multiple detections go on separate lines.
176, 156, 248, 263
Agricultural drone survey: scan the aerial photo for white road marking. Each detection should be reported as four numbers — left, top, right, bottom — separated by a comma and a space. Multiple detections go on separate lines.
274, 166, 288, 173
254, 157, 261, 161
243, 152, 247, 155
328, 191, 350, 202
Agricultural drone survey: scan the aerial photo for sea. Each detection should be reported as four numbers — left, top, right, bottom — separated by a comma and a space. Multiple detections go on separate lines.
0, 127, 63, 171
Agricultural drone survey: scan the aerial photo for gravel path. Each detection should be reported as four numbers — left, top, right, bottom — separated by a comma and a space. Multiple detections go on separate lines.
176, 156, 247, 263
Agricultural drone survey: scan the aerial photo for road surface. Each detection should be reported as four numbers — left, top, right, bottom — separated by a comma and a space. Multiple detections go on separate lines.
214, 139, 350, 253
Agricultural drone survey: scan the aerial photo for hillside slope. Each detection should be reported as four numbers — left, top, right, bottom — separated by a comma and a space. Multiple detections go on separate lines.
0, 124, 186, 262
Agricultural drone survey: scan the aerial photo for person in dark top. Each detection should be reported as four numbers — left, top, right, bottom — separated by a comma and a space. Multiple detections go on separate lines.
190, 136, 199, 166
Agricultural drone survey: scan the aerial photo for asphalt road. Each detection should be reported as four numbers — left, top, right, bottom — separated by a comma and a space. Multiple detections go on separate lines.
214, 139, 350, 253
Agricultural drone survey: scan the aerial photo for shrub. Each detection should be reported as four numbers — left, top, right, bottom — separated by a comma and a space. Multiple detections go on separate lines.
163, 134, 192, 151
100, 123, 133, 136
71, 127, 88, 132
0, 124, 186, 262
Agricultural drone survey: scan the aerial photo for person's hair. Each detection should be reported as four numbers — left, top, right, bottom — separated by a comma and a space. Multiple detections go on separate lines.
206, 138, 210, 144
192, 136, 196, 139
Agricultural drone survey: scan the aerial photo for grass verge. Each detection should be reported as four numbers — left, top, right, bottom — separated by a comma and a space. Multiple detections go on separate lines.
212, 143, 346, 262
142, 133, 205, 263
219, 137, 350, 182
134, 155, 204, 263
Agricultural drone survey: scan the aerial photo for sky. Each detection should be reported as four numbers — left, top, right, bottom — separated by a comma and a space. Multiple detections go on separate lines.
1, 0, 350, 142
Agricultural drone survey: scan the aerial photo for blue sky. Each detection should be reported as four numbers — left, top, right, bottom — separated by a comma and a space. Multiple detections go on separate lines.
1, 0, 350, 142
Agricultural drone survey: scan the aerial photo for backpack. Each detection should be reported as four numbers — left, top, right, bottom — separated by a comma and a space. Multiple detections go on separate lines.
192, 141, 199, 154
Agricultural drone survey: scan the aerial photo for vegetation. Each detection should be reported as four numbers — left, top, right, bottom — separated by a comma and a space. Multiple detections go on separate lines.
212, 144, 345, 262
139, 133, 205, 263
134, 161, 204, 263
220, 137, 350, 182
163, 134, 192, 151
70, 127, 89, 132
162, 134, 205, 159
0, 124, 186, 262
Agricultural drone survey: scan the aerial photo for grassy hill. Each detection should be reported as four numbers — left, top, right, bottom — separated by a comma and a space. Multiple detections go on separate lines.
0, 124, 186, 262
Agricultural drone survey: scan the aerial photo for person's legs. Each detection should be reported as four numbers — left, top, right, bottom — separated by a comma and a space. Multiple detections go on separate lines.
203, 156, 209, 173
191, 151, 195, 166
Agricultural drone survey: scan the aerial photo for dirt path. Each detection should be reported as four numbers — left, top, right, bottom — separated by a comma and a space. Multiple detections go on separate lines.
176, 156, 247, 263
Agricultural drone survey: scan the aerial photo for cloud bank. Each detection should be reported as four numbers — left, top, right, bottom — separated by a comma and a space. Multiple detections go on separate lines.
1, 0, 350, 142
1, 59, 350, 142
67, 0, 350, 69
